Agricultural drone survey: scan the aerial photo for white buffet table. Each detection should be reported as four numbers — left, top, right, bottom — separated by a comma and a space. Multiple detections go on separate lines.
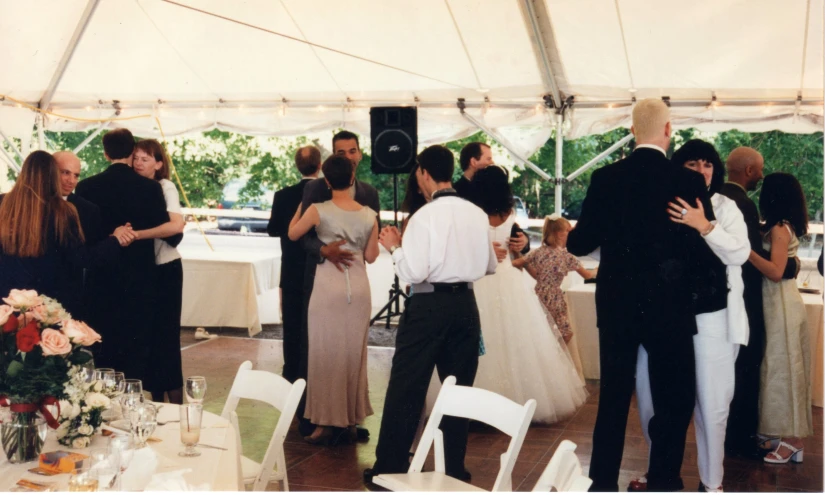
0, 405, 240, 491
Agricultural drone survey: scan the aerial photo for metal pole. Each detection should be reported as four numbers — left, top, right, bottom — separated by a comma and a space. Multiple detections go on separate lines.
0, 127, 23, 163
73, 116, 115, 153
460, 110, 553, 181
37, 115, 46, 150
0, 144, 20, 174
566, 133, 634, 182
554, 114, 563, 214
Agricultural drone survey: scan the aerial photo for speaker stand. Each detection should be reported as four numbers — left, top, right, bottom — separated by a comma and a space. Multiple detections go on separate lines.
370, 173, 408, 328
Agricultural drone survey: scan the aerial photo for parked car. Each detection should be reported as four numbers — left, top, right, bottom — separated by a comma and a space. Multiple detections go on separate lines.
514, 196, 529, 222
216, 179, 273, 234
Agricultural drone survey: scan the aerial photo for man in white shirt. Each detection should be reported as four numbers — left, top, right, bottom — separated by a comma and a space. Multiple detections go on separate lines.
365, 145, 497, 484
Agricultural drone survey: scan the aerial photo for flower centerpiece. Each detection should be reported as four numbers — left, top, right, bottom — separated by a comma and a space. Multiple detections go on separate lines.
0, 289, 102, 462
56, 368, 110, 449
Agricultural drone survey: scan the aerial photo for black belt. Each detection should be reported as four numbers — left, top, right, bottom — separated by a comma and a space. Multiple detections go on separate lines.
431, 282, 471, 293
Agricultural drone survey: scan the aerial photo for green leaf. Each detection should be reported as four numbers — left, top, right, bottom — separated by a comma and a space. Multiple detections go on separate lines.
7, 359, 23, 377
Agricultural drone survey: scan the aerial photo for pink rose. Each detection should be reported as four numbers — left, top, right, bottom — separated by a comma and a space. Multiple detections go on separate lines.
40, 329, 72, 356
0, 305, 12, 326
3, 290, 43, 309
61, 320, 101, 347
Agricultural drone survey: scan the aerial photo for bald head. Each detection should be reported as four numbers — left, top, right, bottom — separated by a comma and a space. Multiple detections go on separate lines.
295, 146, 321, 177
726, 147, 764, 191
631, 98, 672, 149
53, 151, 82, 197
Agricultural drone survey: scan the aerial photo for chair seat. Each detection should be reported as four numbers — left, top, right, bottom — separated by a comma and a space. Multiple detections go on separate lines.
374, 472, 487, 492
241, 455, 284, 483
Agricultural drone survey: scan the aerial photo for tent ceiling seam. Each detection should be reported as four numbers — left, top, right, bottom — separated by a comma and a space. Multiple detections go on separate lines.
444, 0, 483, 90
278, 0, 346, 99
136, 0, 223, 101
518, 0, 562, 106
799, 0, 812, 94
613, 0, 636, 91
160, 0, 472, 90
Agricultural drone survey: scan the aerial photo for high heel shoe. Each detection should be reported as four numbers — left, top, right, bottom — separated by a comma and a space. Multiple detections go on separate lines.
764, 440, 804, 464
303, 426, 334, 445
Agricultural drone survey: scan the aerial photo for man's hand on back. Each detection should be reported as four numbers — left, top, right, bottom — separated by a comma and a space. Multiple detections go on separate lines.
320, 239, 354, 272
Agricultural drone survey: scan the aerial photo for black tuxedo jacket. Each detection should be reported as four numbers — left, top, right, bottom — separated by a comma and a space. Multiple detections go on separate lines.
68, 193, 105, 245
567, 147, 714, 340
268, 178, 312, 289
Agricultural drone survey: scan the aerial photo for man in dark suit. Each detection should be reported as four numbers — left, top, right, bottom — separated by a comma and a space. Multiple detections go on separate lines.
567, 99, 715, 492
267, 145, 321, 383
296, 130, 380, 439
721, 147, 799, 459
456, 142, 530, 256
75, 128, 170, 380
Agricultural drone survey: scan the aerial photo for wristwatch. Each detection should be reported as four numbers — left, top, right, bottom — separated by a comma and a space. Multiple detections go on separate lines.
389, 245, 399, 255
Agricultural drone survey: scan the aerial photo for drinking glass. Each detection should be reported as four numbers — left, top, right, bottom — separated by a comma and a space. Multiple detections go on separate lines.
89, 448, 120, 491
119, 392, 144, 419
178, 403, 203, 457
129, 404, 157, 448
93, 368, 115, 382
185, 376, 207, 404
111, 372, 126, 396
123, 379, 143, 396
108, 435, 135, 473
67, 468, 98, 492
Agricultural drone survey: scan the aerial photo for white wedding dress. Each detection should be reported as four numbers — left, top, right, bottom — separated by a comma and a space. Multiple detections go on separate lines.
472, 213, 587, 423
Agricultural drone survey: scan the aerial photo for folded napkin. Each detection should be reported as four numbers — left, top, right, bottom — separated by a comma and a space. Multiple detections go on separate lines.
145, 469, 210, 491
120, 447, 158, 491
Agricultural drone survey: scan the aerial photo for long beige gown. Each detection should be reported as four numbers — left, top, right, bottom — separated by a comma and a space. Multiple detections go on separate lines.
758, 223, 812, 438
304, 201, 375, 428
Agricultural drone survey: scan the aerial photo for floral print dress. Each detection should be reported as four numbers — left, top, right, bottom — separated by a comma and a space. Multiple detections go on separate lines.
524, 245, 581, 339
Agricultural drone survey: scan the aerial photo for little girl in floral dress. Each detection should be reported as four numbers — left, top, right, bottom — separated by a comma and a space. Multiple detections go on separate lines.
513, 215, 596, 343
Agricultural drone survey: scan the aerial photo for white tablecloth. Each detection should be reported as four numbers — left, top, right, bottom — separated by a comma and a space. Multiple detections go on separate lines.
565, 283, 825, 407
0, 405, 240, 491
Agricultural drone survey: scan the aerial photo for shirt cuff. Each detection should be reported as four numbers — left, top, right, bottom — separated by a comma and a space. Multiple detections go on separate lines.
391, 247, 404, 264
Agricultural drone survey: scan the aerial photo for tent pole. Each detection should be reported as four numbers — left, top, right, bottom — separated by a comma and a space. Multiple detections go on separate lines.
554, 114, 563, 214
0, 143, 20, 174
518, 0, 563, 107
459, 106, 553, 182
37, 115, 46, 150
73, 116, 116, 153
566, 133, 634, 182
39, 0, 101, 112
0, 127, 24, 163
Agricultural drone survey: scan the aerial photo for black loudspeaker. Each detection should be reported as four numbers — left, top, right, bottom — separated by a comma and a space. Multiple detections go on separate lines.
370, 106, 417, 174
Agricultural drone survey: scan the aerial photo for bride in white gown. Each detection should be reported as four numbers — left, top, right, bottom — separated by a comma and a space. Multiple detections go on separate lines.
470, 166, 586, 423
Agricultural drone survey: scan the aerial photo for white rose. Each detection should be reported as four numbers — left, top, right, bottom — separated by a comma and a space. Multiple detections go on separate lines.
72, 437, 90, 449
0, 305, 12, 326
56, 423, 69, 439
84, 392, 110, 410
58, 400, 73, 418
3, 289, 42, 309
77, 424, 94, 436
70, 403, 81, 419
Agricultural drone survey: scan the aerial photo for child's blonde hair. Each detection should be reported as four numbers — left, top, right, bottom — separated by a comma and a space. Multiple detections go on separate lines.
542, 215, 571, 247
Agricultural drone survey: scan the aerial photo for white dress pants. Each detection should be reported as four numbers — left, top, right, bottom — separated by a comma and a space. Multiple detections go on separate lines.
636, 329, 739, 489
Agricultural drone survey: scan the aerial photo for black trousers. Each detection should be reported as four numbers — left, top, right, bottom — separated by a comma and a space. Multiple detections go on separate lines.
589, 325, 695, 492
280, 287, 304, 383
372, 290, 481, 478
146, 259, 184, 394
725, 284, 765, 451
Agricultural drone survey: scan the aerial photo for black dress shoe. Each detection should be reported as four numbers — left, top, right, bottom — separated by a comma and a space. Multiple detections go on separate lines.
357, 426, 370, 440
363, 468, 378, 484
698, 481, 706, 492
298, 418, 316, 437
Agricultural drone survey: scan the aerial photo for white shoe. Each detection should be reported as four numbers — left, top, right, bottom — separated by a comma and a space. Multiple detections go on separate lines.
194, 328, 218, 340
764, 440, 804, 464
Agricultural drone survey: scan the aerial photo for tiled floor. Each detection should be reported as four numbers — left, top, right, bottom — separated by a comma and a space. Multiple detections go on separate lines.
181, 336, 823, 492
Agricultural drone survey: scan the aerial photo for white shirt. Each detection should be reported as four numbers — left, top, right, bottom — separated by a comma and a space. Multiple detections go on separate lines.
635, 144, 667, 156
155, 178, 182, 265
391, 195, 497, 285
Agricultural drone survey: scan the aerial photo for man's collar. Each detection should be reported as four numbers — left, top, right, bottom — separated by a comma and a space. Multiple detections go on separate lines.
432, 188, 457, 201
62, 195, 69, 201
725, 181, 748, 194
635, 144, 667, 156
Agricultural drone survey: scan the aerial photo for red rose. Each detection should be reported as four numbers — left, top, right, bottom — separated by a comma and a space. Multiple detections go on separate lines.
16, 321, 40, 352
3, 314, 19, 333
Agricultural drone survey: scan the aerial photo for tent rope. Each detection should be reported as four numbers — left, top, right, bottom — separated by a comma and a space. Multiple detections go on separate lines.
0, 94, 152, 123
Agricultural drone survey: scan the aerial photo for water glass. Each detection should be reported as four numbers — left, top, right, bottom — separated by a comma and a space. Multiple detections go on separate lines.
111, 372, 126, 396
123, 379, 143, 396
108, 435, 135, 473
185, 376, 207, 404
178, 404, 203, 457
129, 404, 157, 448
67, 468, 98, 492
89, 448, 120, 491
93, 368, 115, 382
119, 392, 144, 419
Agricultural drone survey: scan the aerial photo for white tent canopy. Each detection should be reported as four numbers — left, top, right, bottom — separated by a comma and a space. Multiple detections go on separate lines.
0, 0, 822, 163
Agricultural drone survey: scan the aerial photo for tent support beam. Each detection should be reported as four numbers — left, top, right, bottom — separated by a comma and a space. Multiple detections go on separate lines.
37, 115, 46, 150
39, 0, 101, 112
554, 114, 563, 213
0, 144, 20, 174
458, 101, 553, 182
518, 0, 563, 109
73, 115, 117, 153
566, 133, 635, 182
0, 127, 24, 164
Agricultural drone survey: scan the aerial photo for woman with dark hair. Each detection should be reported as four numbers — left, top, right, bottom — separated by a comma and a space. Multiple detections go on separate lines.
400, 165, 426, 234
130, 139, 186, 404
0, 151, 128, 316
629, 139, 750, 492
749, 172, 811, 463
289, 155, 379, 444
469, 165, 586, 423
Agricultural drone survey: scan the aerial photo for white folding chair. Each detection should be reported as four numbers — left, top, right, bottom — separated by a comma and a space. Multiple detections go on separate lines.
531, 440, 592, 492
374, 376, 537, 492
220, 361, 306, 491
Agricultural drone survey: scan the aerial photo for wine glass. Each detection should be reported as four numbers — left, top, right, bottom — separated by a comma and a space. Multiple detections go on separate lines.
67, 468, 98, 492
185, 376, 207, 404
123, 379, 143, 396
129, 404, 157, 448
119, 392, 144, 421
89, 448, 120, 491
93, 368, 115, 382
111, 372, 125, 396
178, 404, 203, 457
108, 435, 135, 474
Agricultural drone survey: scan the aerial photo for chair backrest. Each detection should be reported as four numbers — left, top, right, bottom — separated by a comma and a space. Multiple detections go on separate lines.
532, 440, 592, 492
220, 361, 306, 491
410, 376, 537, 492
229, 411, 244, 491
